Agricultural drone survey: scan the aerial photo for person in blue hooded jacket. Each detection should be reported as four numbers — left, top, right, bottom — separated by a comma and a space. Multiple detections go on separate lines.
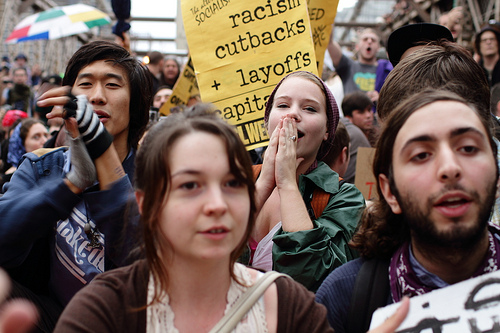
0, 40, 152, 332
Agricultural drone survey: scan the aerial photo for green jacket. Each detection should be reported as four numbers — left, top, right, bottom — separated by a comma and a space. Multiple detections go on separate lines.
272, 162, 365, 292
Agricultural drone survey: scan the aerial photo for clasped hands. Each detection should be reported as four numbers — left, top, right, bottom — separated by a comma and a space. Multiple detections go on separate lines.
256, 115, 303, 210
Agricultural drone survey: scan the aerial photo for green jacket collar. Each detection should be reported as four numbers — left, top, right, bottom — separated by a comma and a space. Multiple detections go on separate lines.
299, 161, 341, 195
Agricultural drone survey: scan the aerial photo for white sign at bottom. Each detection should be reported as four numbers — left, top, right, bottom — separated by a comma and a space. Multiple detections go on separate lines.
370, 269, 500, 332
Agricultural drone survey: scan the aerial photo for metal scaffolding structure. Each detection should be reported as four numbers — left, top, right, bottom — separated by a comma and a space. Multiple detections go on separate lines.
334, 0, 500, 53
1, 0, 500, 74
379, 0, 500, 50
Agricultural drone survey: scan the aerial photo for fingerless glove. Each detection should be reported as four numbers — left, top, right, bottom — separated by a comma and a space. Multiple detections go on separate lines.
66, 136, 97, 190
64, 94, 113, 159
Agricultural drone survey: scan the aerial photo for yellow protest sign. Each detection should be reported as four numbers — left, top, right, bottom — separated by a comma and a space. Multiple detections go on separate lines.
181, 0, 317, 150
160, 56, 200, 116
308, 0, 339, 77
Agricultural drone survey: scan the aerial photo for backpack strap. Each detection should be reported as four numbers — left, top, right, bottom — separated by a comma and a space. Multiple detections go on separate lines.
309, 176, 343, 220
310, 187, 330, 220
347, 258, 391, 333
252, 164, 262, 181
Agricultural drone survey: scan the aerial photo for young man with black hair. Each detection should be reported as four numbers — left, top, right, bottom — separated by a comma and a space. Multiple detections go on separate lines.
0, 40, 153, 332
339, 91, 373, 184
342, 91, 376, 145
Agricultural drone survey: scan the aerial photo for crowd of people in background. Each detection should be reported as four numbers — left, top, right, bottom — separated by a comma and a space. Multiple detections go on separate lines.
1, 4, 500, 333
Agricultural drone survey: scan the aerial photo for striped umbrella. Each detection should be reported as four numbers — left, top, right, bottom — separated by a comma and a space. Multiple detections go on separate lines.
5, 4, 111, 44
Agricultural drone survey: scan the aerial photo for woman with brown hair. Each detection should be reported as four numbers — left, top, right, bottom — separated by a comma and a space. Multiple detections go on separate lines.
54, 105, 332, 333
1, 117, 48, 185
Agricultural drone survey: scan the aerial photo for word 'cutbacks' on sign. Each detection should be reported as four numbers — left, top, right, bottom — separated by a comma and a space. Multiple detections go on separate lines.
181, 0, 320, 150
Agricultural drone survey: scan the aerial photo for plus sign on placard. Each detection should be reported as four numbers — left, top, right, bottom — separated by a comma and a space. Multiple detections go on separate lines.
211, 80, 221, 90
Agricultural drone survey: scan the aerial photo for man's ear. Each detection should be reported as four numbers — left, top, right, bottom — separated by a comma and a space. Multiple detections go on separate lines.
379, 174, 402, 214
135, 190, 144, 214
341, 146, 348, 165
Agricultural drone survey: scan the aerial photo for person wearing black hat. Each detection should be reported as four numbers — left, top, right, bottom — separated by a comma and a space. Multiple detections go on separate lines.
386, 23, 454, 67
1, 56, 10, 75
12, 53, 31, 88
474, 24, 500, 87
13, 53, 27, 68
379, 41, 491, 123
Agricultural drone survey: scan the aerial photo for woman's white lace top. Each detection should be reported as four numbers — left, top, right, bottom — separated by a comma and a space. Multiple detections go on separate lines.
146, 263, 268, 332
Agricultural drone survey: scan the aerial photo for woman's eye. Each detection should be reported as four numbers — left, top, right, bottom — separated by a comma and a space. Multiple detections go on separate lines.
305, 106, 317, 112
225, 178, 243, 188
180, 182, 198, 190
276, 103, 288, 109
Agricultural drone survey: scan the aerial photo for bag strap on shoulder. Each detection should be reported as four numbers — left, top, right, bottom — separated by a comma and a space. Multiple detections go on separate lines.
306, 177, 344, 220
209, 271, 288, 333
347, 258, 390, 333
252, 164, 262, 182
310, 187, 330, 219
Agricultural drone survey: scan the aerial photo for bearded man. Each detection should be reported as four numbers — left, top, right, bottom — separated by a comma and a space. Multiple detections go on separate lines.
316, 89, 500, 333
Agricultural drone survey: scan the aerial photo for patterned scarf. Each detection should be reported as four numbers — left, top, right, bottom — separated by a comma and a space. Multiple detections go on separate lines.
389, 224, 500, 302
